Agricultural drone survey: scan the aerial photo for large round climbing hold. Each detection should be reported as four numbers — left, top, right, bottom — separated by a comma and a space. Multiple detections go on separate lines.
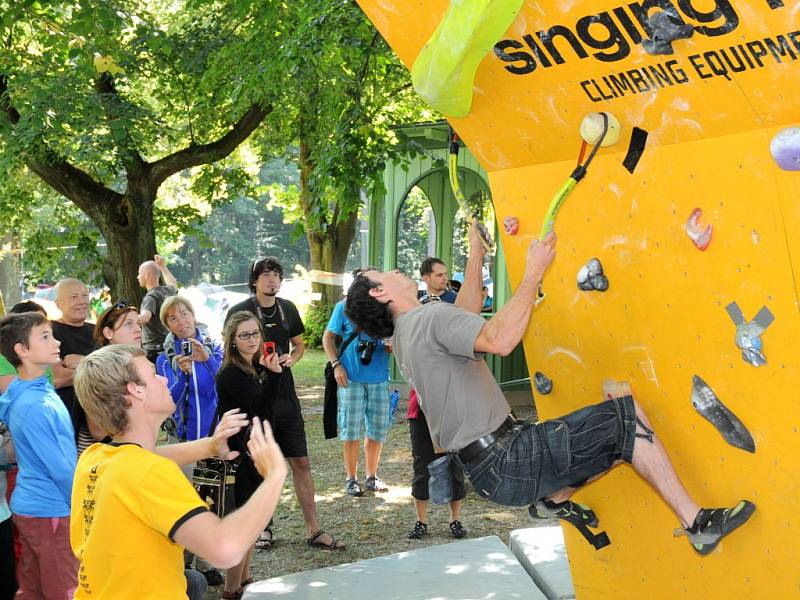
579, 112, 621, 147
770, 127, 800, 171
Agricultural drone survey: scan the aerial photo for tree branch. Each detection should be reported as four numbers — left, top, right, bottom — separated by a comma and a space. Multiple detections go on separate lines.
0, 74, 21, 124
149, 103, 272, 189
94, 73, 147, 174
1, 74, 123, 221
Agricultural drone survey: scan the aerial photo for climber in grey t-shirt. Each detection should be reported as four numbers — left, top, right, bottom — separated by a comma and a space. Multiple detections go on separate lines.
344, 219, 755, 556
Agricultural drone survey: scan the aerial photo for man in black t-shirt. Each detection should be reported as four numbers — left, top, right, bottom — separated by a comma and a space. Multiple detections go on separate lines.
51, 278, 95, 411
225, 257, 344, 550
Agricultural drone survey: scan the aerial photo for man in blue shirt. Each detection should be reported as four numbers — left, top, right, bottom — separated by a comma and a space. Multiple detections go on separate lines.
323, 286, 391, 497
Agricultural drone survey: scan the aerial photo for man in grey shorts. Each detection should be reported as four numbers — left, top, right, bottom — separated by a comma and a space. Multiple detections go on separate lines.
345, 220, 755, 555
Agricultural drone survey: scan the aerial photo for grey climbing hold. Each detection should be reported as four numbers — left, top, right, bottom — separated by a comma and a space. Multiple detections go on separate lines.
691, 375, 755, 453
534, 371, 553, 395
725, 302, 775, 367
642, 11, 694, 55
577, 258, 609, 292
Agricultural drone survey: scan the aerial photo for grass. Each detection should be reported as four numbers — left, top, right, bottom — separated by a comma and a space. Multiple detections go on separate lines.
204, 349, 550, 598
291, 348, 329, 388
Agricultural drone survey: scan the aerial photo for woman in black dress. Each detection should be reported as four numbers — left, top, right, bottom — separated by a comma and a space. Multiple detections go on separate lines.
215, 311, 282, 599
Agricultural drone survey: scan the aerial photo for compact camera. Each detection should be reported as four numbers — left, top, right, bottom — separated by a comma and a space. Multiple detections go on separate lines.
181, 340, 193, 357
358, 339, 378, 365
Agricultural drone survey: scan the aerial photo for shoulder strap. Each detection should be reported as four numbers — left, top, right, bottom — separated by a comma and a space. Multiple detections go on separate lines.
206, 393, 226, 439
338, 331, 359, 356
275, 297, 289, 331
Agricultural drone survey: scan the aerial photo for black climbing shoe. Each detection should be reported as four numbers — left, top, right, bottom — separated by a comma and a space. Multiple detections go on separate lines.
529, 499, 610, 550
678, 500, 756, 556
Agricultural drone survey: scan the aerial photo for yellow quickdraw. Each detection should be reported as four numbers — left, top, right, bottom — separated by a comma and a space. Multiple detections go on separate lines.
449, 131, 495, 254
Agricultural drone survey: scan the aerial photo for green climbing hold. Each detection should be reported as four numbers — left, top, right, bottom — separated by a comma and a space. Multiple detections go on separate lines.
411, 0, 524, 118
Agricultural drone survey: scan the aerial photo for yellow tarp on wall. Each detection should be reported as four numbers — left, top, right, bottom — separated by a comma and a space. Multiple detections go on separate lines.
357, 1, 800, 597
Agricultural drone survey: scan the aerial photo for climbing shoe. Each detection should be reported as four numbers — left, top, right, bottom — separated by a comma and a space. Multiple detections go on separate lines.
529, 499, 610, 550
529, 499, 599, 528
678, 500, 756, 556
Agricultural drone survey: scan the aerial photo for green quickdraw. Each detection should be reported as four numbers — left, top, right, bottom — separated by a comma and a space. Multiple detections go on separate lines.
536, 112, 610, 302
449, 130, 495, 254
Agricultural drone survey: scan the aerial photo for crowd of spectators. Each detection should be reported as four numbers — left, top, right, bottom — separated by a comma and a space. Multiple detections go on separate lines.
0, 251, 472, 600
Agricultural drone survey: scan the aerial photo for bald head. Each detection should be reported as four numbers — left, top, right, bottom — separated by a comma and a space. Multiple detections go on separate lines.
137, 261, 160, 290
55, 278, 90, 325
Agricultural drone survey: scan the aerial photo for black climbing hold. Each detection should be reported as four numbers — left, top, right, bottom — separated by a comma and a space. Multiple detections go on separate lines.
577, 258, 609, 292
534, 371, 553, 395
691, 375, 755, 453
642, 11, 694, 56
623, 127, 649, 174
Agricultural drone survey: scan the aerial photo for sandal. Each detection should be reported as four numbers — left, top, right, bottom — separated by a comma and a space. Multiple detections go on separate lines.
306, 529, 345, 550
449, 520, 468, 539
221, 591, 242, 600
254, 528, 274, 550
408, 521, 427, 540
240, 577, 254, 588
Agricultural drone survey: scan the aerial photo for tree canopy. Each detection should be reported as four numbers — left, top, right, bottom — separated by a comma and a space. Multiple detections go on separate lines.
0, 0, 429, 302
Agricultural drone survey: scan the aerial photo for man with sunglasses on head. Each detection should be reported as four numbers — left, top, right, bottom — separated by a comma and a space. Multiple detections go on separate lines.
224, 257, 344, 550
137, 254, 178, 364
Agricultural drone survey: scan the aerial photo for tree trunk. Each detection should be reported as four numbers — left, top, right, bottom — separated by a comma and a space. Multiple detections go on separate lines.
298, 139, 360, 306
0, 235, 22, 309
95, 190, 157, 305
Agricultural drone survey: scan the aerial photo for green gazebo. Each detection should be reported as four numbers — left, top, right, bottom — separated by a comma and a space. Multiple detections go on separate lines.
365, 122, 530, 398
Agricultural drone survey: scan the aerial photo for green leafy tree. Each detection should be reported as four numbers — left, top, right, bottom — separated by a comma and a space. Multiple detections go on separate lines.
264, 1, 431, 305
0, 0, 287, 301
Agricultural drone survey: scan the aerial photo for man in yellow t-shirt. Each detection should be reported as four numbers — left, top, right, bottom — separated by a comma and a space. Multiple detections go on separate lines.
71, 345, 287, 599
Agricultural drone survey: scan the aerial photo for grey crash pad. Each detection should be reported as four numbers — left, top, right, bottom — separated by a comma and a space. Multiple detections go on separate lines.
242, 535, 547, 599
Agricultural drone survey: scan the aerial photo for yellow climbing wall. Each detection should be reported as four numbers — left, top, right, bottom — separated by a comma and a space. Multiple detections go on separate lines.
357, 1, 800, 597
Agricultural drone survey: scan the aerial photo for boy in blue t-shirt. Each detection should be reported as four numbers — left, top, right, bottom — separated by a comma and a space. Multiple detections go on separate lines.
323, 298, 391, 496
0, 312, 78, 598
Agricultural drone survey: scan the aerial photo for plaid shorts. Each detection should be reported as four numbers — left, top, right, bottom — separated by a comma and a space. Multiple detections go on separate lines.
337, 382, 392, 442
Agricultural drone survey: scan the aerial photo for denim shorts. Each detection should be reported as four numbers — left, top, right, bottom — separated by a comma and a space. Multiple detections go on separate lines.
462, 396, 637, 507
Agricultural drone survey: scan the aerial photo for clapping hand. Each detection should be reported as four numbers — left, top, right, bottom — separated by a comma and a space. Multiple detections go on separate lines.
209, 409, 250, 460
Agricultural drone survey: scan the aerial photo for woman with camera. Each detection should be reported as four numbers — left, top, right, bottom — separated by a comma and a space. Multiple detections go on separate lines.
156, 296, 223, 444
215, 311, 283, 600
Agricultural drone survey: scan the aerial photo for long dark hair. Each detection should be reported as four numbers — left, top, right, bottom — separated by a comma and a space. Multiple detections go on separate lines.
345, 273, 395, 339
221, 311, 264, 377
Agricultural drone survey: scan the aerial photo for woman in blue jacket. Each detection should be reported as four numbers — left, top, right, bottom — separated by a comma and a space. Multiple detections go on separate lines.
156, 296, 222, 442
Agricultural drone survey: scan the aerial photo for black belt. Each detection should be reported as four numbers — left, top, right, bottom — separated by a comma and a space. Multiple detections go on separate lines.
457, 416, 516, 464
